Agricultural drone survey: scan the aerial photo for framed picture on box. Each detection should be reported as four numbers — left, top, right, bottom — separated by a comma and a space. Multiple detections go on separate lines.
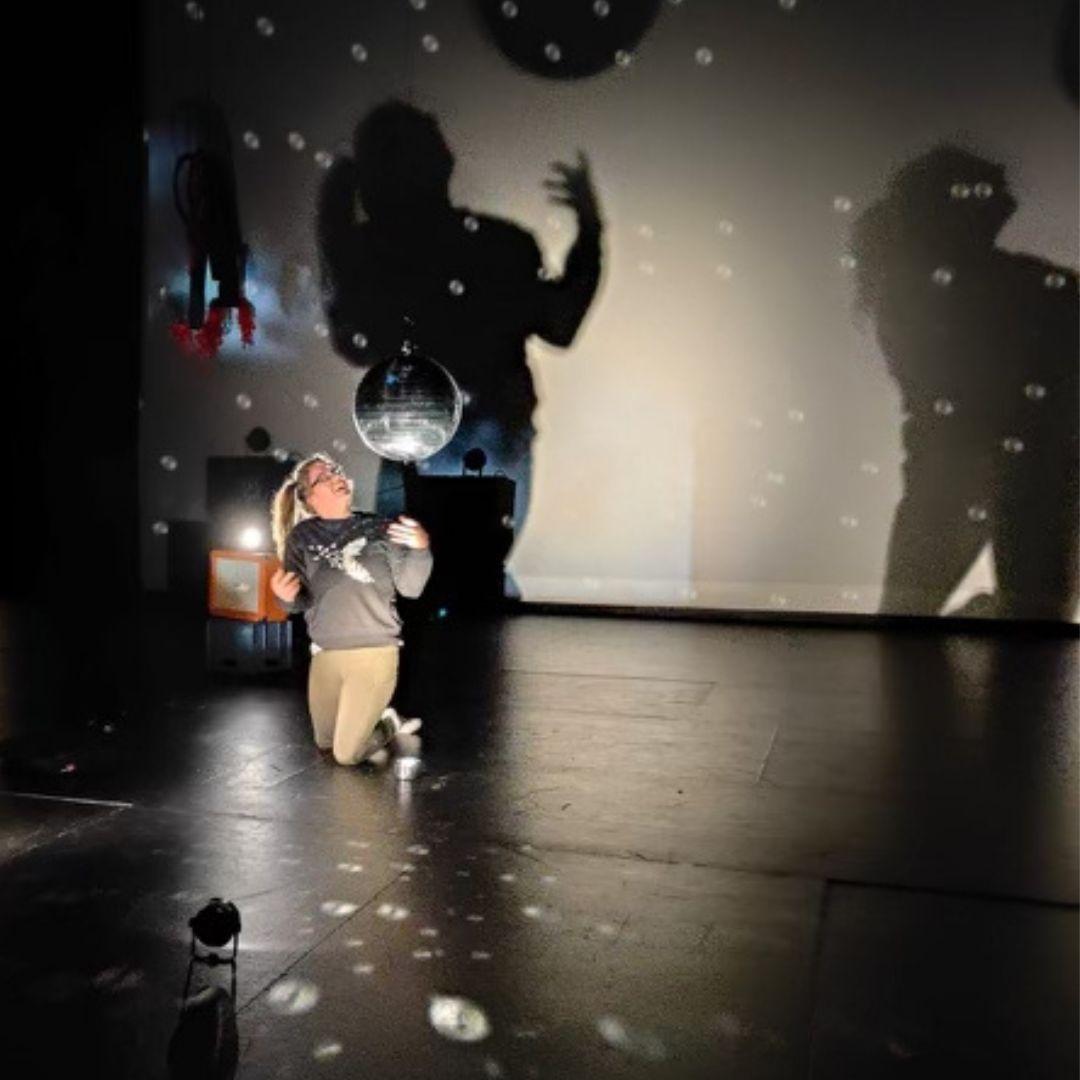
208, 550, 288, 622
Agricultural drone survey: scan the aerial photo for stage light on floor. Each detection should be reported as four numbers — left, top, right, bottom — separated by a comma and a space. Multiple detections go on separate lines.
167, 899, 242, 1080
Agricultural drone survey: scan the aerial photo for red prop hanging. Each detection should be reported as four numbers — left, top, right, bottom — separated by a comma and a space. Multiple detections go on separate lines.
169, 106, 255, 359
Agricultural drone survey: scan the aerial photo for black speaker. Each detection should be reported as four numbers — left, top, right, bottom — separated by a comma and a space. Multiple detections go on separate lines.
206, 456, 292, 552
404, 474, 515, 612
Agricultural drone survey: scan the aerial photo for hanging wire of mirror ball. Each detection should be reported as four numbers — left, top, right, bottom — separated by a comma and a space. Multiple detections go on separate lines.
353, 350, 463, 463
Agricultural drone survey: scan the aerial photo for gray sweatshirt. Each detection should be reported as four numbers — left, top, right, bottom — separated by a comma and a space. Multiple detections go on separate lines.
280, 512, 433, 649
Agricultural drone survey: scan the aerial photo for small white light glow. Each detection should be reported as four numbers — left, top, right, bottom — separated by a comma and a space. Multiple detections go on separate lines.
239, 527, 264, 551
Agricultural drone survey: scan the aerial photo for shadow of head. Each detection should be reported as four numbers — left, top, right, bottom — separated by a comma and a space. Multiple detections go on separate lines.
850, 144, 1017, 312
351, 100, 455, 219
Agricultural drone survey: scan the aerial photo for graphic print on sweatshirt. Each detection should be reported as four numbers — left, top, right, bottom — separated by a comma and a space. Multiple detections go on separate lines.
307, 535, 375, 584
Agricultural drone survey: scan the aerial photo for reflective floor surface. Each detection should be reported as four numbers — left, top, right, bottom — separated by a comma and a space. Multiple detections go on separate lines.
0, 608, 1076, 1078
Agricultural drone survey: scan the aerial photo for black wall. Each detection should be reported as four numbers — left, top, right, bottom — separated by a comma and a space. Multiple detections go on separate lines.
4, 1, 143, 725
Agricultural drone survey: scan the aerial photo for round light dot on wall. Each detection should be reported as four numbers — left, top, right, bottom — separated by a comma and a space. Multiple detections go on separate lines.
1001, 436, 1025, 454
421, 34, 440, 53
787, 408, 805, 423
351, 43, 368, 62
314, 151, 333, 169
501, 0, 518, 17
839, 254, 857, 270
352, 332, 368, 349
271, 448, 290, 462
933, 398, 955, 416
1023, 383, 1047, 400
973, 181, 993, 199
949, 182, 971, 199
833, 196, 853, 213
287, 132, 306, 151
235, 393, 252, 410
151, 521, 170, 536
694, 47, 714, 66
717, 219, 735, 235
594, 0, 611, 16
750, 494, 767, 508
410, 0, 428, 10
544, 42, 563, 62
463, 215, 479, 232
839, 515, 860, 529
967, 506, 988, 522
637, 224, 654, 239
448, 279, 465, 296
715, 264, 734, 280
1044, 272, 1066, 290
185, 2, 205, 22
931, 267, 954, 286
332, 439, 348, 454
614, 49, 634, 67
159, 455, 178, 471
765, 471, 786, 485
859, 461, 880, 475
314, 323, 329, 338
242, 131, 260, 150
255, 16, 275, 36
303, 393, 320, 409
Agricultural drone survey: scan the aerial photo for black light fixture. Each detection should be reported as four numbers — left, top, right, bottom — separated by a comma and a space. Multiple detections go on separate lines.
244, 426, 271, 454
184, 897, 242, 998
168, 898, 242, 1080
462, 447, 487, 476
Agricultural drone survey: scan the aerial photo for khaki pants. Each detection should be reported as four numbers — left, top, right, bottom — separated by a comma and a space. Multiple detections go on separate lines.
308, 645, 399, 765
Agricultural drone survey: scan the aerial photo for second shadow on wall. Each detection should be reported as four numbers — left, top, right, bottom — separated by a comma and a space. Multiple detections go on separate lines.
850, 145, 1078, 621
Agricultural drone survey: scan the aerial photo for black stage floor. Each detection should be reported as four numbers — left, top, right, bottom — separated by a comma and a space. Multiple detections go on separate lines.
0, 608, 1076, 1079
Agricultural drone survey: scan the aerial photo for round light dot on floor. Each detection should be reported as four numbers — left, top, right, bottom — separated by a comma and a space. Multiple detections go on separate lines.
428, 995, 492, 1043
320, 901, 358, 917
267, 978, 320, 1015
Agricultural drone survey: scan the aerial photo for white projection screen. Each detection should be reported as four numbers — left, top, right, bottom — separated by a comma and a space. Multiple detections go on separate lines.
140, 0, 1079, 621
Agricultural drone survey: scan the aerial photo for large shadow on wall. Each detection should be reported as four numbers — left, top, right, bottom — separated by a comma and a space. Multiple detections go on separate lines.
851, 145, 1078, 621
317, 101, 603, 540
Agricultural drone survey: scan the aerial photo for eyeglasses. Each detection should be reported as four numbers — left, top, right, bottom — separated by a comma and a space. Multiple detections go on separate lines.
305, 465, 345, 490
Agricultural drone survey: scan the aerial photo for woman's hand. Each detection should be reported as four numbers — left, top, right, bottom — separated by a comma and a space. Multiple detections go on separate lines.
270, 568, 302, 603
386, 515, 430, 550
